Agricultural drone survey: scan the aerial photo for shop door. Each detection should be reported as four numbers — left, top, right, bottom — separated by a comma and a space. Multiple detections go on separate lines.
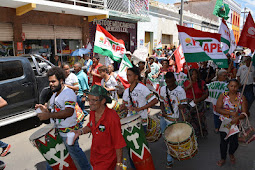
22, 24, 54, 39
0, 23, 13, 41
145, 32, 153, 55
55, 26, 82, 40
162, 34, 173, 49
0, 23, 14, 56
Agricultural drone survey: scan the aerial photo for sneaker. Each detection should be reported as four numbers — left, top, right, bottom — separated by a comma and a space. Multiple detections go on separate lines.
1, 144, 11, 157
166, 161, 173, 168
0, 160, 6, 170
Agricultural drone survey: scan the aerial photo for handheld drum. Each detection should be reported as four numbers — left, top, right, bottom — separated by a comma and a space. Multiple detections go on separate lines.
146, 115, 161, 142
163, 122, 198, 161
121, 115, 155, 170
29, 124, 77, 169
107, 100, 127, 119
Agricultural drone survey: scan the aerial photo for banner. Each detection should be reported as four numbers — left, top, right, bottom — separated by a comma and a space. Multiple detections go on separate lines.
219, 19, 231, 54
237, 12, 255, 51
117, 55, 133, 89
132, 42, 149, 65
177, 25, 228, 68
94, 25, 126, 62
146, 77, 160, 94
229, 30, 237, 54
156, 40, 162, 50
174, 45, 186, 73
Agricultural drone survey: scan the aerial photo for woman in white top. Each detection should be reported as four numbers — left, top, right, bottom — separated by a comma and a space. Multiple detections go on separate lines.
62, 63, 79, 92
120, 67, 158, 129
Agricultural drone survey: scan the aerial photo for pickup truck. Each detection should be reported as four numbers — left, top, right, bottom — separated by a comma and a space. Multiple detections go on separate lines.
0, 55, 54, 127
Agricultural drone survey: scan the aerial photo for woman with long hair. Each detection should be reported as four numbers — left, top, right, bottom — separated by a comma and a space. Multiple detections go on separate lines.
216, 79, 247, 166
120, 67, 158, 131
183, 68, 209, 137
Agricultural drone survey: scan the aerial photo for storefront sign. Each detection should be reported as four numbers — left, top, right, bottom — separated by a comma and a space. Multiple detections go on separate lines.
17, 42, 23, 51
93, 20, 136, 33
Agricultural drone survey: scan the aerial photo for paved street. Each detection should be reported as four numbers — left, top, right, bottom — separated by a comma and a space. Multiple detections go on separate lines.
1, 101, 255, 170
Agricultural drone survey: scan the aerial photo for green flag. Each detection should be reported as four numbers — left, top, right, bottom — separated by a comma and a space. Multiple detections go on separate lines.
213, 0, 230, 20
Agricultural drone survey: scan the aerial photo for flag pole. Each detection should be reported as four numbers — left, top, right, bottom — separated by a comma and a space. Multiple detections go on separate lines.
235, 52, 254, 110
185, 62, 204, 137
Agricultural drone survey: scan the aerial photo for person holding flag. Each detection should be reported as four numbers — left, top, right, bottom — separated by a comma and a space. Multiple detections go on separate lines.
184, 69, 209, 137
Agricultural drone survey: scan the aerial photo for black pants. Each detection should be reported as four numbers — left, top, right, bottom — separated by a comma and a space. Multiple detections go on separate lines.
220, 132, 239, 160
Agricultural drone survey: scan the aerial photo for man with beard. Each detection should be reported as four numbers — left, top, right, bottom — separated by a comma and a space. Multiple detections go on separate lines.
35, 67, 91, 170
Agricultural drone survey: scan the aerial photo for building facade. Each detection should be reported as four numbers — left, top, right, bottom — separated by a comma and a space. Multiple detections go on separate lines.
174, 0, 241, 44
138, 0, 219, 54
0, 0, 108, 59
223, 0, 241, 44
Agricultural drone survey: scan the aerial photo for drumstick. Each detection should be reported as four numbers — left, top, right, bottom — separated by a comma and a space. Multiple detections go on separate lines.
180, 109, 186, 122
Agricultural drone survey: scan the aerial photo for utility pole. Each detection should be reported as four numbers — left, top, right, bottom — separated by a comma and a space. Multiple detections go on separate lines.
180, 0, 184, 26
241, 7, 249, 27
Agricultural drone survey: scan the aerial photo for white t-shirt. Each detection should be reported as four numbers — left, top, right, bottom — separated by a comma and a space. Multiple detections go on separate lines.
49, 87, 77, 137
237, 65, 255, 85
159, 86, 187, 119
101, 75, 118, 100
123, 83, 156, 125
207, 81, 228, 116
65, 72, 79, 88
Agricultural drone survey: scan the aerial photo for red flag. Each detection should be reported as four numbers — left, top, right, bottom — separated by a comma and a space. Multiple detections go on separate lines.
117, 75, 130, 89
237, 12, 255, 50
174, 45, 186, 73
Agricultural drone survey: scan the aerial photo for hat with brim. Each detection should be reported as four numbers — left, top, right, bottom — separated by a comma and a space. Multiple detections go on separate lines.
85, 85, 112, 103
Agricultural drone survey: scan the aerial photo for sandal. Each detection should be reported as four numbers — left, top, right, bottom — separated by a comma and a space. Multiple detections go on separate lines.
230, 155, 236, 164
217, 160, 226, 167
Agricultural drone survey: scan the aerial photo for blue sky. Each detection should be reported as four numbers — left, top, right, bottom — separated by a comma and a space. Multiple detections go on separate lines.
157, 0, 255, 26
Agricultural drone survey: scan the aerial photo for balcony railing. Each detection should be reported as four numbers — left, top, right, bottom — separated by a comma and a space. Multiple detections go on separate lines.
47, 0, 149, 17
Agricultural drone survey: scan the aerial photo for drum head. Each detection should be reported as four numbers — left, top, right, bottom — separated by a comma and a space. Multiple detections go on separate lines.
164, 122, 192, 143
106, 100, 116, 109
121, 114, 141, 125
29, 124, 55, 141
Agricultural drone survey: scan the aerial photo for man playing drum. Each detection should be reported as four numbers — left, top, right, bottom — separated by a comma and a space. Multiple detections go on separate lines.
72, 85, 126, 170
159, 72, 187, 168
35, 67, 91, 170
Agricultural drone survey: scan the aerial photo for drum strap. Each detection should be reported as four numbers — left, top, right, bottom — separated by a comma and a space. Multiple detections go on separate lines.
166, 86, 174, 114
129, 82, 138, 107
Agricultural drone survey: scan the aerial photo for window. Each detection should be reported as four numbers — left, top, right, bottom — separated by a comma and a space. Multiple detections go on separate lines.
0, 60, 23, 81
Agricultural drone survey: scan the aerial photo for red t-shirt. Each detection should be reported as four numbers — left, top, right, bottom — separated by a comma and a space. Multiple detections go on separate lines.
183, 80, 206, 99
92, 63, 103, 86
87, 107, 126, 170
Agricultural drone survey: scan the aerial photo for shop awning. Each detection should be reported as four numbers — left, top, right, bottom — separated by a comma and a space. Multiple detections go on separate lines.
0, 0, 109, 17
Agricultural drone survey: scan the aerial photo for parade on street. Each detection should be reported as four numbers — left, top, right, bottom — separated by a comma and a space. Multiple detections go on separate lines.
1, 0, 255, 169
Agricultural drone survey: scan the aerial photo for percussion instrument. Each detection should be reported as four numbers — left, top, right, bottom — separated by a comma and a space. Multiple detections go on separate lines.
107, 100, 127, 119
121, 115, 155, 170
29, 124, 77, 169
146, 115, 161, 142
163, 122, 198, 161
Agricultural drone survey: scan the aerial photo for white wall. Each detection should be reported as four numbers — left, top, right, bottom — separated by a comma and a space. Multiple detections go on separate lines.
137, 15, 179, 49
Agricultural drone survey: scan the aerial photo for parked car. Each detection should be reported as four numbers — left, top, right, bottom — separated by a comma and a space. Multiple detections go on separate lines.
0, 54, 54, 127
